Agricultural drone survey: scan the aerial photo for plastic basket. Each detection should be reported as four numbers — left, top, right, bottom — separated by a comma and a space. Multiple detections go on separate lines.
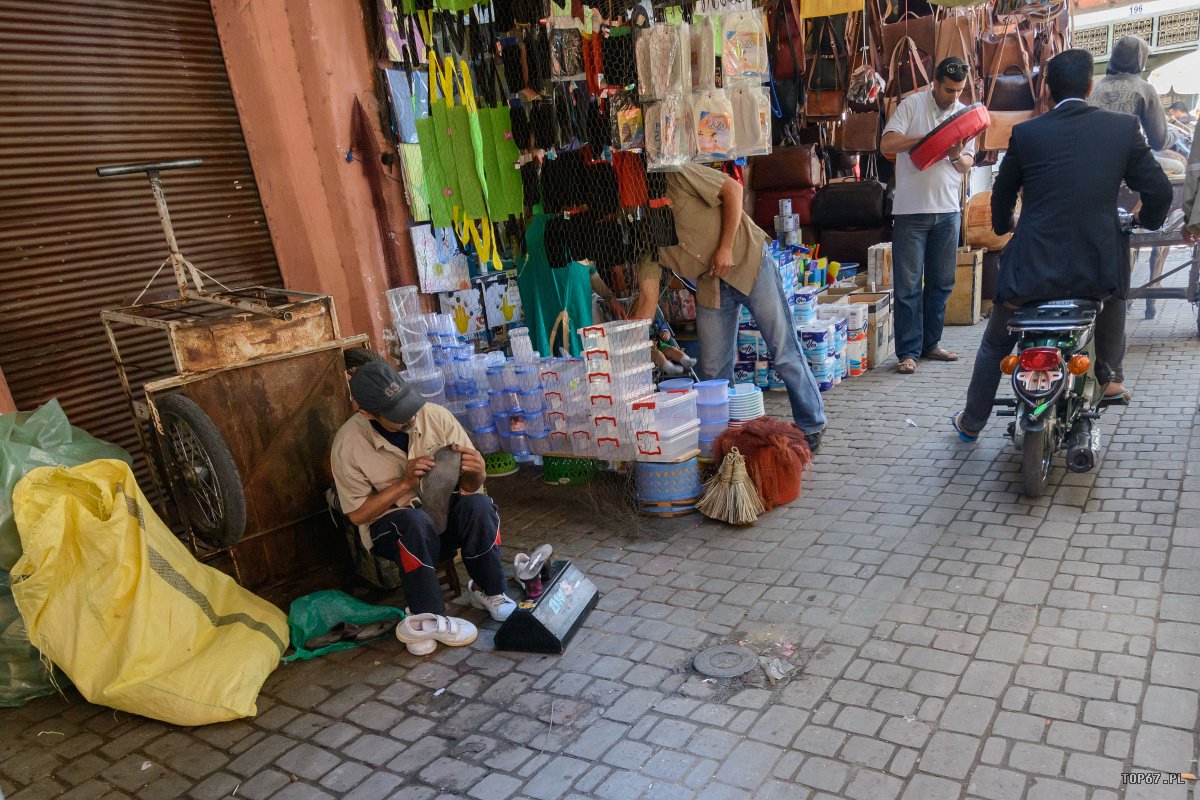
484, 451, 519, 477
542, 455, 600, 485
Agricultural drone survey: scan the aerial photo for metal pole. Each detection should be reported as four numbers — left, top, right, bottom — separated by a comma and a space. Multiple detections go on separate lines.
147, 169, 205, 295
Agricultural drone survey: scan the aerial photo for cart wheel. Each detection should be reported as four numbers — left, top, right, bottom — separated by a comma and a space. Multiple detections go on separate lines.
344, 347, 387, 374
156, 394, 246, 547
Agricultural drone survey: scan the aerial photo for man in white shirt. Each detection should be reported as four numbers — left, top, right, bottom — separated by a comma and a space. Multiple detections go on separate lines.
881, 57, 976, 375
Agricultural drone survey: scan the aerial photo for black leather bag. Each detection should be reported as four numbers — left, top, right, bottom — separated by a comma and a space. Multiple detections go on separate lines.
811, 180, 889, 229
985, 65, 1039, 112
814, 226, 890, 267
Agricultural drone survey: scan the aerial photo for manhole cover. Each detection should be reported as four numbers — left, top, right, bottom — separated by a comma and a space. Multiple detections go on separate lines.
693, 645, 758, 678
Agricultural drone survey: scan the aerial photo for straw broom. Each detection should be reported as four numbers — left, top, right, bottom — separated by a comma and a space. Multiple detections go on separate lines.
697, 447, 764, 525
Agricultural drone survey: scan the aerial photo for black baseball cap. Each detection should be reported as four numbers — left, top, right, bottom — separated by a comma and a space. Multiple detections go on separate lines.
349, 362, 425, 424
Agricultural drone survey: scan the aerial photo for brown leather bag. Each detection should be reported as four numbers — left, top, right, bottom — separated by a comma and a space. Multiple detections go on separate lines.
986, 65, 1038, 111
981, 108, 1032, 151
805, 16, 848, 120
882, 12, 935, 64
841, 111, 882, 152
933, 8, 980, 102
965, 190, 1018, 251
981, 22, 1035, 77
886, 35, 932, 103
749, 144, 826, 190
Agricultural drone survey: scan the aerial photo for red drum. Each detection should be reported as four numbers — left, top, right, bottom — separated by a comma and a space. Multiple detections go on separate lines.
909, 103, 990, 171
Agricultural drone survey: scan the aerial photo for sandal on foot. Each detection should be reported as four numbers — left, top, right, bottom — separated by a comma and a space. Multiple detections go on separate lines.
951, 412, 979, 443
897, 358, 918, 374
924, 347, 959, 362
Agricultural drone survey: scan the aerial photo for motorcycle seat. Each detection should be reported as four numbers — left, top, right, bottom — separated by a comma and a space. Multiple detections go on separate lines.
1010, 299, 1101, 330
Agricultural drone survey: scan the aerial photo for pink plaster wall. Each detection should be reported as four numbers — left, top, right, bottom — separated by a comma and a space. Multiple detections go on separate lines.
210, 0, 415, 351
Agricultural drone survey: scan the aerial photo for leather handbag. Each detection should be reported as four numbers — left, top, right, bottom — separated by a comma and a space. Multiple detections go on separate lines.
986, 64, 1038, 111
886, 35, 932, 108
933, 8, 980, 101
964, 190, 1018, 251
749, 144, 826, 190
811, 180, 889, 228
981, 22, 1035, 77
805, 16, 849, 119
752, 187, 818, 229
882, 12, 936, 65
771, 0, 806, 80
815, 226, 890, 266
841, 110, 882, 152
981, 109, 1031, 150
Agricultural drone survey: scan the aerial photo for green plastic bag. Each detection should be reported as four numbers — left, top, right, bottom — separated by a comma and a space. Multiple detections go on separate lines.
0, 400, 131, 707
425, 56, 486, 222
474, 105, 525, 221
283, 590, 405, 662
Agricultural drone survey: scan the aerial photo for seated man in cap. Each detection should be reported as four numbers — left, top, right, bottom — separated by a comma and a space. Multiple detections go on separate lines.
331, 361, 516, 656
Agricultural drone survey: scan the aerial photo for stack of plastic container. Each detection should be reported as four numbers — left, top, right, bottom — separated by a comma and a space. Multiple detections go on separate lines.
630, 387, 701, 462
477, 337, 548, 464
578, 320, 653, 461
386, 287, 447, 407
694, 379, 729, 459
541, 357, 589, 456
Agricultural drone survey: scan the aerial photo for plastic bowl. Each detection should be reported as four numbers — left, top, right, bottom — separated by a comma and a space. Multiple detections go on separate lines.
695, 379, 729, 404
697, 399, 729, 423
658, 377, 695, 392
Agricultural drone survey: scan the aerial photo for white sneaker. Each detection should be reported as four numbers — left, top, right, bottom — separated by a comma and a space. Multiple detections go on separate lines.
468, 580, 518, 622
394, 613, 477, 656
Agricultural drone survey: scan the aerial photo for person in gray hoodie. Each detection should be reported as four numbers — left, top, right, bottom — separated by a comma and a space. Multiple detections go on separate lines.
1089, 35, 1180, 168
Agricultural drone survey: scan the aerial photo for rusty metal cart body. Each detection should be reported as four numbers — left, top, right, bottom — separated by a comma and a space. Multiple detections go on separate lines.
97, 159, 367, 590
1121, 177, 1200, 334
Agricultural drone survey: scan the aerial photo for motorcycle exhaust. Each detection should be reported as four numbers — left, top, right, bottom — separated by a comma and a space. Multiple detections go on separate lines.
1065, 418, 1100, 473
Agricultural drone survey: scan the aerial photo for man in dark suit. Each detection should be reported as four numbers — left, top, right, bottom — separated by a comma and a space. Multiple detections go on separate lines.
952, 48, 1171, 440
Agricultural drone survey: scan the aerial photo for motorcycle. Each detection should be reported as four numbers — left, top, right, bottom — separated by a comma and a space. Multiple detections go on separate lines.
993, 217, 1138, 497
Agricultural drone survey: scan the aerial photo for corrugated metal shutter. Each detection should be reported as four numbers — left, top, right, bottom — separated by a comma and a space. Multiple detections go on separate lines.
0, 0, 282, 479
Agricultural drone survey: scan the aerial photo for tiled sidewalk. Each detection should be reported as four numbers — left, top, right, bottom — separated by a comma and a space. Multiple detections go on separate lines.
2, 257, 1198, 800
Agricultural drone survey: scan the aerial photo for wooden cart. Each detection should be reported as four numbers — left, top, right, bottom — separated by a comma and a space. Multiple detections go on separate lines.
98, 159, 368, 590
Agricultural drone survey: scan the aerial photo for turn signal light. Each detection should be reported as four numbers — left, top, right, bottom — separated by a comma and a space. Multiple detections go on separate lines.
1067, 355, 1090, 376
1018, 347, 1061, 372
1000, 355, 1019, 374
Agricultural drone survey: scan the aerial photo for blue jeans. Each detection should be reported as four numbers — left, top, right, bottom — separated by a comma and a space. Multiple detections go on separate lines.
695, 250, 827, 434
892, 212, 961, 361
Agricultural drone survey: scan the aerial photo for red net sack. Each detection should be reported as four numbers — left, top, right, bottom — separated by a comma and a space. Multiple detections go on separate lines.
713, 418, 812, 511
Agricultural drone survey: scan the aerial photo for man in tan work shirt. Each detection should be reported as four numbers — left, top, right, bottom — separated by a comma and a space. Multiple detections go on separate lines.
632, 164, 827, 451
331, 362, 516, 655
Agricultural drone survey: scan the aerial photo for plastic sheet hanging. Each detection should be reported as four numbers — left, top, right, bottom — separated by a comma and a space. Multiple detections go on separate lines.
721, 11, 769, 82
646, 92, 694, 170
635, 22, 691, 102
692, 88, 736, 162
729, 83, 772, 158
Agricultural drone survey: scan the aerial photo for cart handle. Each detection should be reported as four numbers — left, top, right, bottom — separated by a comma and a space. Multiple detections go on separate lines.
97, 159, 203, 177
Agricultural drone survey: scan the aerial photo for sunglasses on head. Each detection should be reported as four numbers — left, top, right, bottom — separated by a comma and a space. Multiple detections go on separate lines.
942, 63, 970, 80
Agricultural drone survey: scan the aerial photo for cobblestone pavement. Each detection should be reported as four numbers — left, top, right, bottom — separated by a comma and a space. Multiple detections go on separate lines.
2, 254, 1198, 800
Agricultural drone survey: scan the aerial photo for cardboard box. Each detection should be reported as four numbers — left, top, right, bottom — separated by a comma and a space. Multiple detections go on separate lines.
847, 292, 894, 368
868, 243, 893, 290
946, 247, 984, 325
817, 286, 855, 305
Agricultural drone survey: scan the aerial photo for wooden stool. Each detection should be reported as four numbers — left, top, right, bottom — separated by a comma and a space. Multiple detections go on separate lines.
438, 559, 462, 598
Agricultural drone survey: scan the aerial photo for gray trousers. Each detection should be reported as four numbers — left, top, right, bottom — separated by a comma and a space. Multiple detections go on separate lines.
961, 299, 1125, 432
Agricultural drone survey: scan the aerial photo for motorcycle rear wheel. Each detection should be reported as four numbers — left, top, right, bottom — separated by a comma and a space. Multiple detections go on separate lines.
1022, 426, 1053, 498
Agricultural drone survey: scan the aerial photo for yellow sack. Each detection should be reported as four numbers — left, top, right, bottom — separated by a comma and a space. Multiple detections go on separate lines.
9, 460, 288, 726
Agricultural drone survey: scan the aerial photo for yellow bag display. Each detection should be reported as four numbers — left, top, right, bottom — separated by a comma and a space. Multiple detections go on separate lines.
10, 459, 288, 726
